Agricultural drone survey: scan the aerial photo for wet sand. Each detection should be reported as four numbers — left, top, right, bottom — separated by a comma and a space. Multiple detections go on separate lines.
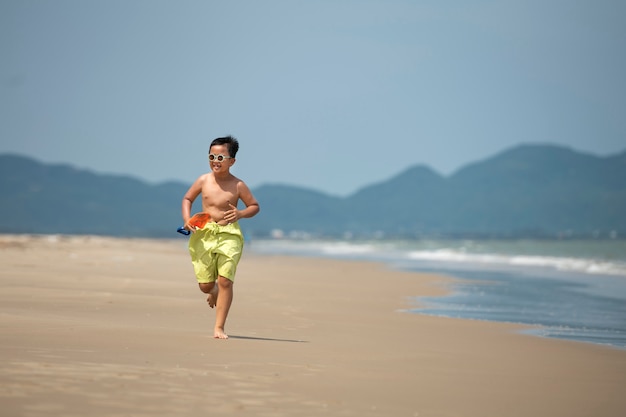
1, 235, 625, 416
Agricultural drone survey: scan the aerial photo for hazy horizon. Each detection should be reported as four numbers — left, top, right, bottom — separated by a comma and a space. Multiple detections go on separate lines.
2, 142, 624, 197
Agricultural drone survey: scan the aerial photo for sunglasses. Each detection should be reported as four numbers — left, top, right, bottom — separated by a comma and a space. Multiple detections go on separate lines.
208, 153, 233, 162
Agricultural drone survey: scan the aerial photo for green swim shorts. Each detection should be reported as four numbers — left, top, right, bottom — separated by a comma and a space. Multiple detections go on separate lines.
188, 222, 244, 283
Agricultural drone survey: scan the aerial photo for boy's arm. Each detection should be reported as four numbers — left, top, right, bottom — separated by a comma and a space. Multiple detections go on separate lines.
235, 181, 260, 220
181, 176, 203, 228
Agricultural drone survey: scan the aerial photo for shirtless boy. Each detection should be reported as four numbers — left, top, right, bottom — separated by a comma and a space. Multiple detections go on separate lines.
181, 136, 260, 339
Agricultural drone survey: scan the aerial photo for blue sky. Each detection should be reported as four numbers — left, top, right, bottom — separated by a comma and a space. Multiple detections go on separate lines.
1, 0, 625, 196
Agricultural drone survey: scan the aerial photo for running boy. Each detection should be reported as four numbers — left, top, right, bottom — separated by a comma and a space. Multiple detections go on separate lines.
181, 136, 260, 339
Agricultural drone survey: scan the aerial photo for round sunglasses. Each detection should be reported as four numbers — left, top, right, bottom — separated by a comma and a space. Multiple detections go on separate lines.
208, 153, 233, 162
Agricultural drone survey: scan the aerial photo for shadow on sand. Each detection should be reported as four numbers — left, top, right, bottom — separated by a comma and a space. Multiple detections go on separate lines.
228, 335, 309, 343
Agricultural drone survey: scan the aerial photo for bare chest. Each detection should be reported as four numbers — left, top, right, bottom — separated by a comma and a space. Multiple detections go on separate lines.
201, 180, 238, 209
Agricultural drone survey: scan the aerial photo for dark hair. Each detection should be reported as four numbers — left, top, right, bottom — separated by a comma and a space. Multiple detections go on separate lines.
210, 135, 239, 158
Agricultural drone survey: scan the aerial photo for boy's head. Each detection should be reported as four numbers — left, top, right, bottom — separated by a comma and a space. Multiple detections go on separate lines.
210, 136, 239, 158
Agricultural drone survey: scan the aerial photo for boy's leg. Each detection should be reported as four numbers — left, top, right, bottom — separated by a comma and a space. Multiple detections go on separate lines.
198, 282, 218, 308
214, 275, 234, 339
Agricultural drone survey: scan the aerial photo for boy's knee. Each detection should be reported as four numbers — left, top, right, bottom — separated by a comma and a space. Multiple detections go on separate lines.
198, 282, 214, 293
217, 276, 233, 288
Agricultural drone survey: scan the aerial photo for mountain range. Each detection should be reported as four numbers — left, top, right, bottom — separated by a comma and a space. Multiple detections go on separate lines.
1, 144, 624, 239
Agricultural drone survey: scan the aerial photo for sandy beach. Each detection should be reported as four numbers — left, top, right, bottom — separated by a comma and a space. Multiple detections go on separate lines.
1, 235, 625, 417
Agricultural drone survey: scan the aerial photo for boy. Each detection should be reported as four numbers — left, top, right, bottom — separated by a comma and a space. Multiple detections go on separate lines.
181, 136, 260, 339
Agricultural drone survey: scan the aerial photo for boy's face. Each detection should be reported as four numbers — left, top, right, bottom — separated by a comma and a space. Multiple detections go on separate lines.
208, 144, 235, 173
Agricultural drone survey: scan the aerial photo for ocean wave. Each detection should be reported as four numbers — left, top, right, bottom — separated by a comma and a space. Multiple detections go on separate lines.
253, 240, 380, 256
407, 249, 626, 277
249, 239, 626, 277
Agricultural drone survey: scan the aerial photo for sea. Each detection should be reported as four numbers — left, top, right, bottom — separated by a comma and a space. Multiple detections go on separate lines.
247, 238, 626, 350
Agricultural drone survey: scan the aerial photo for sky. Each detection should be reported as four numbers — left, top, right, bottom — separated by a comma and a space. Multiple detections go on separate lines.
1, 0, 625, 196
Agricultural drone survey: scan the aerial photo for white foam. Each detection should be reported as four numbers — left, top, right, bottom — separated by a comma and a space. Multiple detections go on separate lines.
251, 240, 378, 257
318, 242, 378, 256
250, 239, 626, 278
407, 250, 626, 277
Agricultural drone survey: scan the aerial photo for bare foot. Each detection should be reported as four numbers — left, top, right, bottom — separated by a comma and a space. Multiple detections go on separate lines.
206, 286, 218, 308
214, 327, 229, 339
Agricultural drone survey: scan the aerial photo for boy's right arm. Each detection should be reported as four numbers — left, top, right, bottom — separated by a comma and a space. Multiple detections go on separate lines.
182, 176, 203, 230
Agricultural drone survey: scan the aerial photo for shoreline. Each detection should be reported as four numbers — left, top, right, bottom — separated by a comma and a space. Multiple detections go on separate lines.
247, 237, 626, 350
1, 235, 626, 416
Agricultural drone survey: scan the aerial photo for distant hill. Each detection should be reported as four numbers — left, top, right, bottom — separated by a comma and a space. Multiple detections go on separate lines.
0, 154, 188, 237
339, 144, 626, 237
1, 144, 625, 238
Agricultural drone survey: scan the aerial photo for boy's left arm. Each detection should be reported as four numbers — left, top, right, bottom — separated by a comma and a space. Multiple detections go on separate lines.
236, 181, 260, 220
223, 182, 259, 224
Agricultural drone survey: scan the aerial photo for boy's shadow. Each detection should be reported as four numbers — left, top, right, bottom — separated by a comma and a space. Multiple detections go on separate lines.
228, 335, 308, 343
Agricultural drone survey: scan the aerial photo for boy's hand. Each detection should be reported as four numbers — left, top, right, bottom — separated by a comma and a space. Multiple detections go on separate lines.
183, 221, 195, 233
223, 202, 239, 224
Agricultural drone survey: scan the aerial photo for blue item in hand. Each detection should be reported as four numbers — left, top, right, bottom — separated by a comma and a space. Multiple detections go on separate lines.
177, 227, 190, 236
